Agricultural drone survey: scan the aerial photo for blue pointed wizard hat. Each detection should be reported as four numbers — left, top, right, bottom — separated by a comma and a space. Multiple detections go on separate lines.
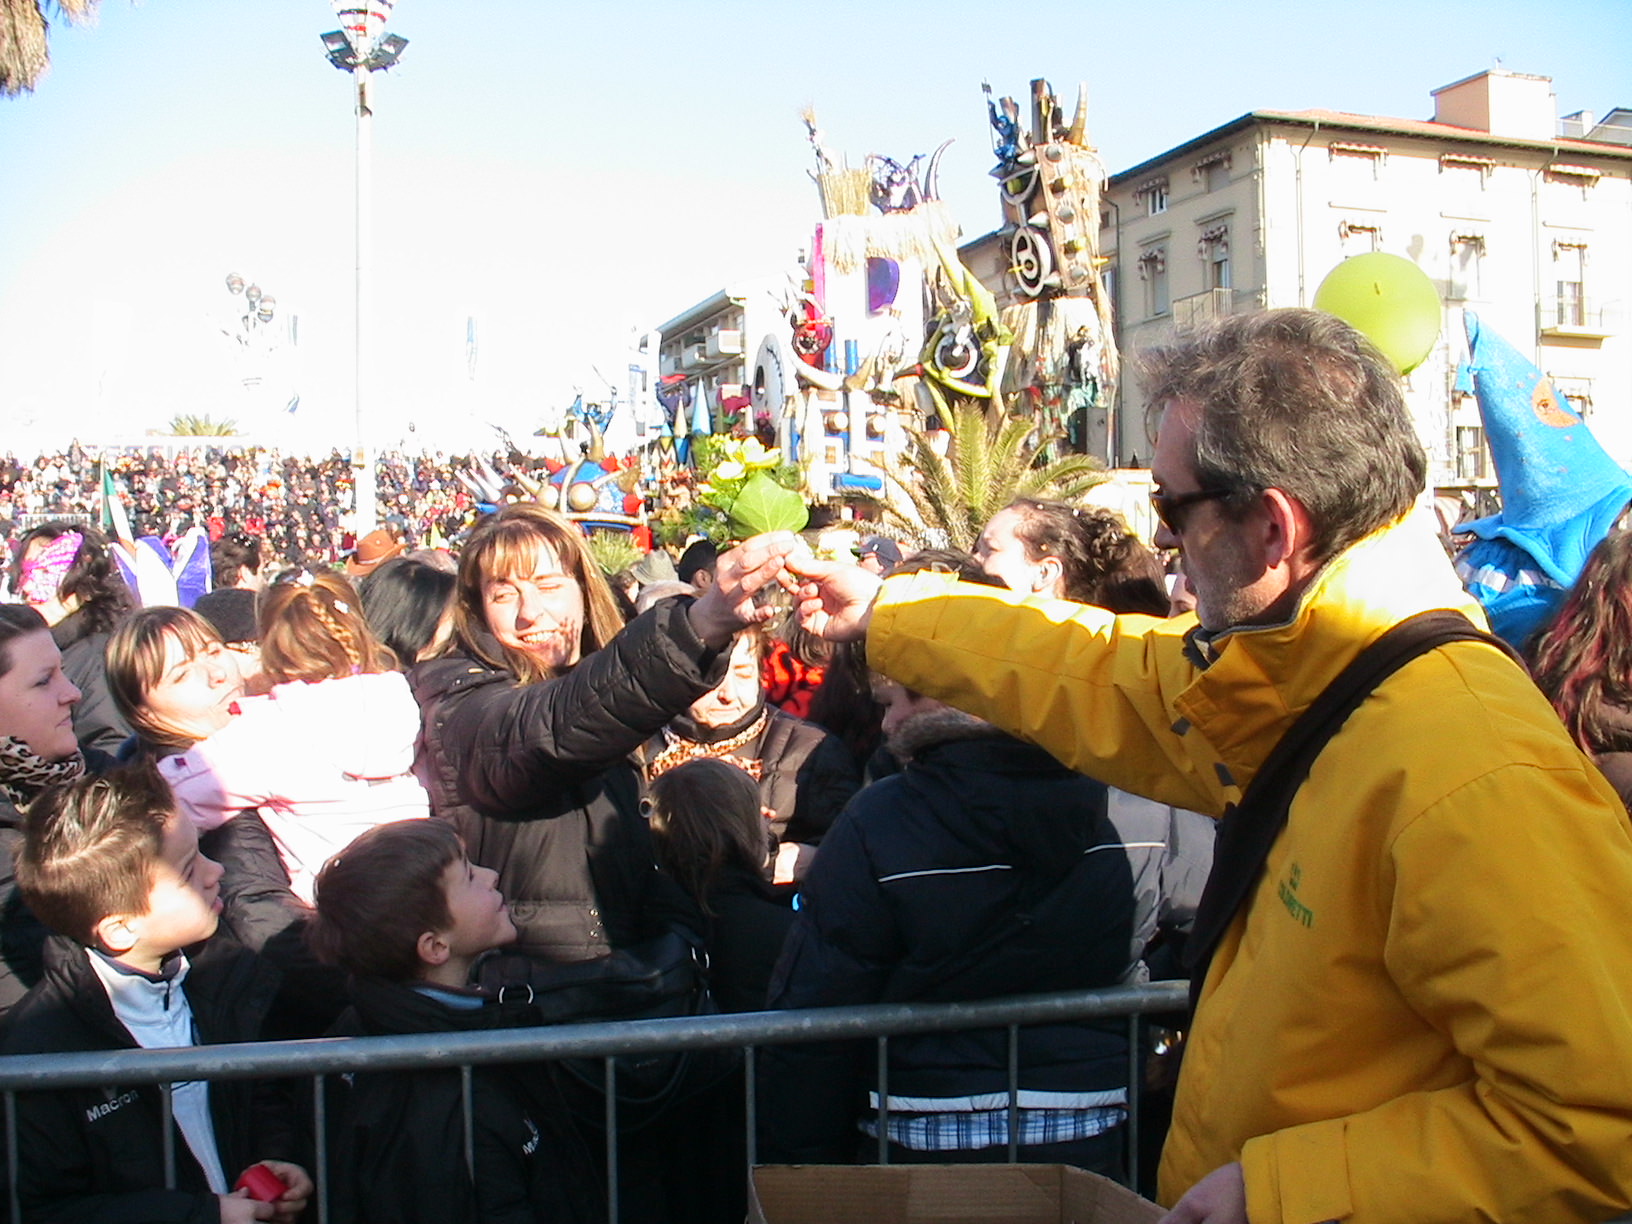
1453, 311, 1632, 645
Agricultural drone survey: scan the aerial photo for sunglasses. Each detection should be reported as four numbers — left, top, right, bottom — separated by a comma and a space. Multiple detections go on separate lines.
1150, 487, 1233, 535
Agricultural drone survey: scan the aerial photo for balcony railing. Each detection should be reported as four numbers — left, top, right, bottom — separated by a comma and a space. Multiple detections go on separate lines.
1539, 296, 1612, 338
1172, 288, 1234, 328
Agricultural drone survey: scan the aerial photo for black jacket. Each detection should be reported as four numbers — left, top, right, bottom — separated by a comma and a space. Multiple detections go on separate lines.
0, 800, 47, 1020
638, 706, 860, 845
326, 977, 599, 1224
759, 727, 1162, 1163
198, 811, 348, 1040
409, 598, 725, 962
698, 865, 796, 1013
0, 934, 302, 1224
53, 611, 131, 758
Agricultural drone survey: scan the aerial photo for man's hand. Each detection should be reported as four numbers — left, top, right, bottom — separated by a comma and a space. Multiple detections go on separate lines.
1159, 1162, 1248, 1224
687, 532, 802, 647
258, 1160, 314, 1224
781, 554, 882, 643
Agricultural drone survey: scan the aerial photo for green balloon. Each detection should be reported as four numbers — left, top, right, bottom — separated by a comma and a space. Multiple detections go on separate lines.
1313, 253, 1441, 375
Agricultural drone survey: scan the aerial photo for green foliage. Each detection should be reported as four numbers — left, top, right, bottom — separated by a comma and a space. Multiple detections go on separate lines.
882, 401, 1105, 551
584, 529, 643, 579
165, 414, 240, 436
729, 471, 809, 537
696, 437, 807, 541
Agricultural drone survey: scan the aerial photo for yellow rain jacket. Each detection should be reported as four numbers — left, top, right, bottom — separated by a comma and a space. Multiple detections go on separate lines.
868, 516, 1632, 1223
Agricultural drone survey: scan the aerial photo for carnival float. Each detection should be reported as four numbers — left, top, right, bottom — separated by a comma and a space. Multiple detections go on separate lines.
517, 78, 1120, 553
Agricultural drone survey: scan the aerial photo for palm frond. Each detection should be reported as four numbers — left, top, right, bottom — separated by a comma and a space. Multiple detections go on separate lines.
882, 397, 1108, 552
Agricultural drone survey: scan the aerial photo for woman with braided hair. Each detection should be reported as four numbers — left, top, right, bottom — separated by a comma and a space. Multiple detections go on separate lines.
137, 572, 430, 902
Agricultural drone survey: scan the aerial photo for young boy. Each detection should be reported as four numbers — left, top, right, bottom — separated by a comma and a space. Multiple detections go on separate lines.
5, 765, 313, 1224
308, 819, 597, 1224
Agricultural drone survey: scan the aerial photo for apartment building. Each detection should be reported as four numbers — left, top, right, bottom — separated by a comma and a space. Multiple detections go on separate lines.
1088, 70, 1631, 482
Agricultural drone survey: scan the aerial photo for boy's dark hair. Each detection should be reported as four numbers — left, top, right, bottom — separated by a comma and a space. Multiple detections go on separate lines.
647, 758, 771, 916
17, 765, 175, 947
308, 820, 461, 980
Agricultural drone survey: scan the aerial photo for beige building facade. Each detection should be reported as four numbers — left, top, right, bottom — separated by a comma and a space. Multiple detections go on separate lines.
1087, 70, 1631, 484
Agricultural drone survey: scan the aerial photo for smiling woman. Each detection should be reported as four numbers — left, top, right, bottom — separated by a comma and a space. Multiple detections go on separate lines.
409, 502, 797, 1223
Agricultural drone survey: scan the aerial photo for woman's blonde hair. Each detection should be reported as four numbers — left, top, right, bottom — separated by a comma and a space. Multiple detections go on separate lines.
105, 606, 226, 753
259, 570, 397, 683
452, 503, 626, 685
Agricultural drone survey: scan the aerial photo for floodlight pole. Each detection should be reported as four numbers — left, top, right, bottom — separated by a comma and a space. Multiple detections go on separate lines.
322, 3, 406, 535
352, 66, 377, 533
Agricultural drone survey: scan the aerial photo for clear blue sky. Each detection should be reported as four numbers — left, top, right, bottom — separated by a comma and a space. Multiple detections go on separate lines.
1, 0, 1627, 449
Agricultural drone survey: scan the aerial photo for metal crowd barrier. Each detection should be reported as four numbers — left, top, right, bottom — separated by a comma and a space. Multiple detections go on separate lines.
0, 981, 1189, 1224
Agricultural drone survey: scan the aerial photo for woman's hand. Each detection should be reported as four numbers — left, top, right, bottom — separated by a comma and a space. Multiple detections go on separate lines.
781, 554, 882, 643
687, 533, 803, 648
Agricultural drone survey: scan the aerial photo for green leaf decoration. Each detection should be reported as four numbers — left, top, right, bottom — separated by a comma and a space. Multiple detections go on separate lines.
729, 471, 809, 538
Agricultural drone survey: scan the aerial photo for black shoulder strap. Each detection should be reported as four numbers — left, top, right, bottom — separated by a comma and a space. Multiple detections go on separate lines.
1182, 610, 1520, 1014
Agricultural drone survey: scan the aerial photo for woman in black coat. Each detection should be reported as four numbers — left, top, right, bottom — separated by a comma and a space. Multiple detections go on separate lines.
409, 506, 792, 960
408, 504, 793, 1224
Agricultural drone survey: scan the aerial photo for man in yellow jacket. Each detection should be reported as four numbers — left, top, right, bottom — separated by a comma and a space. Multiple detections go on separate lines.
784, 308, 1632, 1224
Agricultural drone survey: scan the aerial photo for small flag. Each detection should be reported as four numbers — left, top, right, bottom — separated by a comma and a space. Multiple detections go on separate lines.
100, 461, 134, 545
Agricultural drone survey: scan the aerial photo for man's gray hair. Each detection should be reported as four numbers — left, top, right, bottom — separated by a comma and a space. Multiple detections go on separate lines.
1139, 308, 1427, 562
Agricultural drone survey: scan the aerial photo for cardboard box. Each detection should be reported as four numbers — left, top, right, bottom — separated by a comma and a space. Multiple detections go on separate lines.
751, 1164, 1163, 1224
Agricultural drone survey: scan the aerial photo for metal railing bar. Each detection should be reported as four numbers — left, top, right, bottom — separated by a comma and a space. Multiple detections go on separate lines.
1006, 1024, 1020, 1163
160, 1082, 176, 1189
0, 984, 1187, 1091
5, 1091, 18, 1224
874, 1037, 888, 1166
744, 1045, 757, 1172
460, 1064, 475, 1182
313, 1073, 329, 1224
603, 1058, 618, 1224
1127, 1013, 1141, 1196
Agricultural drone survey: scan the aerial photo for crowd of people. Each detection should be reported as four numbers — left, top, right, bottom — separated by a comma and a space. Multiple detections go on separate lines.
0, 445, 505, 569
1, 307, 1632, 1224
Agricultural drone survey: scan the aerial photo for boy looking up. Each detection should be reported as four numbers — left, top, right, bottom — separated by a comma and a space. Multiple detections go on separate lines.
309, 820, 597, 1224
5, 765, 312, 1224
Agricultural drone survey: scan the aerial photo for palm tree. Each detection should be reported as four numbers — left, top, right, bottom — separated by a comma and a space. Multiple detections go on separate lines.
1, 0, 99, 97
880, 401, 1106, 551
165, 414, 239, 437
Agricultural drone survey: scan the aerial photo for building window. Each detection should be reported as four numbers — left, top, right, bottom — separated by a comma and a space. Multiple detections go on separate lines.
1138, 246, 1169, 317
1198, 226, 1230, 291
1553, 242, 1587, 328
1339, 220, 1382, 256
1193, 149, 1232, 193
1545, 163, 1600, 203
1134, 177, 1169, 216
1100, 262, 1118, 318
1449, 233, 1485, 301
1455, 425, 1488, 481
1329, 143, 1384, 207
1550, 374, 1594, 419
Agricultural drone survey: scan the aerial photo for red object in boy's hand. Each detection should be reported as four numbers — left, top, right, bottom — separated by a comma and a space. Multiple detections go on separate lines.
234, 1164, 286, 1202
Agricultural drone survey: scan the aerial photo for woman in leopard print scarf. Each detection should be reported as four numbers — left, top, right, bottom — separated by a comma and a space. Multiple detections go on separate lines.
0, 603, 91, 1014
0, 605, 87, 807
